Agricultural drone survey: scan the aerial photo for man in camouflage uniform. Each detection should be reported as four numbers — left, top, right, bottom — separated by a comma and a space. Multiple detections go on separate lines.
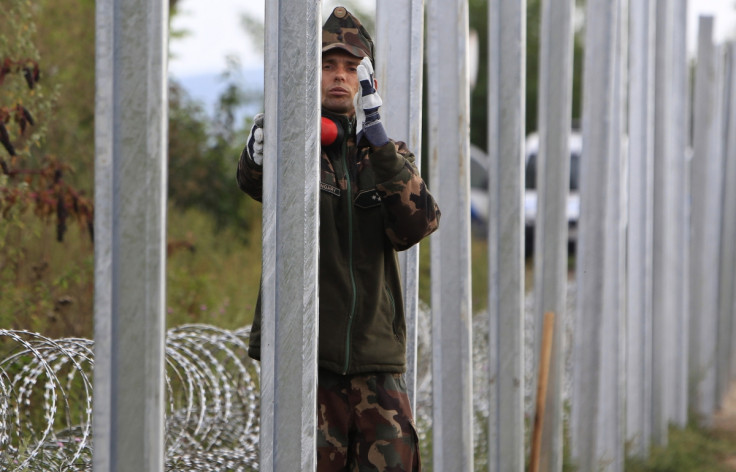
237, 6, 440, 471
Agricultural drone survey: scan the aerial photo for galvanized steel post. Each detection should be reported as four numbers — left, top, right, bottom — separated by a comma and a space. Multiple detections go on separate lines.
427, 0, 474, 469
375, 0, 425, 411
651, 0, 680, 445
531, 0, 574, 468
571, 0, 622, 469
625, 0, 655, 458
690, 16, 724, 425
93, 0, 113, 469
598, 1, 627, 467
93, 0, 169, 470
487, 0, 526, 469
718, 44, 736, 406
716, 43, 734, 407
259, 1, 321, 470
671, 0, 691, 428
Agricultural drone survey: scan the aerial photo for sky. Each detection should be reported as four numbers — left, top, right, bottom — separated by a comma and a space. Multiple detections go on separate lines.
169, 0, 374, 77
169, 0, 736, 80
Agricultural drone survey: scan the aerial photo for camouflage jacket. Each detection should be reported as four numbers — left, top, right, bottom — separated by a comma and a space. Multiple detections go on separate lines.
236, 109, 440, 375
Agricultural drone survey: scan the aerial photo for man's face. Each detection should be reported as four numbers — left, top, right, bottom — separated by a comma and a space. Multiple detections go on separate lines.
321, 50, 362, 115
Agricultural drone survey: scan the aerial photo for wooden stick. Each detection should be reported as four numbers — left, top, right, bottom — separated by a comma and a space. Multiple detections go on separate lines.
529, 312, 555, 472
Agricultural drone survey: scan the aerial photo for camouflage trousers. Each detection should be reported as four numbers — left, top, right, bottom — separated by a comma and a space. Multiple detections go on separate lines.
317, 369, 421, 472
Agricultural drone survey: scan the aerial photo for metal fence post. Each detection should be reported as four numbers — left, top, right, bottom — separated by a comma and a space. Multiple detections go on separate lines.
596, 0, 627, 468
718, 44, 736, 406
259, 1, 321, 470
531, 0, 574, 468
571, 0, 622, 469
690, 16, 724, 425
716, 43, 734, 409
625, 0, 655, 458
672, 0, 691, 428
651, 0, 679, 445
93, 0, 169, 470
93, 0, 113, 469
487, 0, 526, 469
375, 0, 425, 412
427, 0, 474, 469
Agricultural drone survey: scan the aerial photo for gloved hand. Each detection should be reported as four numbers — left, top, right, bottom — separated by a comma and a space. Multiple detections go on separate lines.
246, 113, 265, 165
353, 57, 389, 147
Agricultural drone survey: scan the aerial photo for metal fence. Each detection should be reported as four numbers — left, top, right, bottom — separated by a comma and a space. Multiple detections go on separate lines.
3, 0, 736, 471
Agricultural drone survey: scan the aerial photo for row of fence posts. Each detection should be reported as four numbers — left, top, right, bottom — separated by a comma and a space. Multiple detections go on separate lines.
91, 0, 736, 470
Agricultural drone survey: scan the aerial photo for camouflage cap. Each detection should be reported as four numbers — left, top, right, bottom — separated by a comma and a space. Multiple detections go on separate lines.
322, 6, 374, 63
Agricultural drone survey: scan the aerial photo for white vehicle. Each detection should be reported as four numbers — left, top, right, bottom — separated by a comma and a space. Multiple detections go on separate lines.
469, 132, 582, 256
523, 131, 581, 255
469, 144, 491, 236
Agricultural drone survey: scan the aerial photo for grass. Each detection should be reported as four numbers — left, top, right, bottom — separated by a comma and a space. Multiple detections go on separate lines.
0, 202, 262, 341
165, 205, 261, 329
624, 422, 736, 472
0, 208, 94, 340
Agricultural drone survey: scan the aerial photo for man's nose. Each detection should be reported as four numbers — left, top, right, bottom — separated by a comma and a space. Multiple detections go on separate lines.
334, 66, 347, 80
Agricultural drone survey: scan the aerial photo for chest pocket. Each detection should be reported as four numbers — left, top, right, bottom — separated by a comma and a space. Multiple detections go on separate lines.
354, 189, 382, 208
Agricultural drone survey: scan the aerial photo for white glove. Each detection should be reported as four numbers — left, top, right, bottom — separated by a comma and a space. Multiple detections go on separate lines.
353, 57, 389, 147
247, 113, 265, 165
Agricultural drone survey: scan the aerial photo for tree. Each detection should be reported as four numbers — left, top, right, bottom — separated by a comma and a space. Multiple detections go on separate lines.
0, 0, 263, 338
1, 0, 93, 241
0, 0, 96, 338
468, 0, 585, 152
167, 75, 261, 237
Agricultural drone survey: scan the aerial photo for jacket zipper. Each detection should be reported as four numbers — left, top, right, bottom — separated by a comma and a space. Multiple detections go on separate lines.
342, 120, 357, 374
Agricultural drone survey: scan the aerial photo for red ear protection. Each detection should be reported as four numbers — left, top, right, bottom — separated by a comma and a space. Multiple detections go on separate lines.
321, 116, 344, 146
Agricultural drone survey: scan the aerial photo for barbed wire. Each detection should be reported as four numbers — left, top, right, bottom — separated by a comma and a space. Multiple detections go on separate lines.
0, 288, 561, 470
0, 325, 260, 471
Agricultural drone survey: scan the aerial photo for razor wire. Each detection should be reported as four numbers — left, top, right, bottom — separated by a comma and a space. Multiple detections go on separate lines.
0, 283, 573, 471
0, 331, 94, 471
0, 325, 260, 471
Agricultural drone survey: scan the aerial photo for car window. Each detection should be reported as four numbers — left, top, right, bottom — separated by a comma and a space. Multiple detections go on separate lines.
470, 157, 488, 190
525, 152, 537, 190
569, 151, 581, 191
524, 150, 581, 191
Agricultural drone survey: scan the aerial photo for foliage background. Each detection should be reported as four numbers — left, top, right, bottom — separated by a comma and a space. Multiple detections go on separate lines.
1, 0, 263, 339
